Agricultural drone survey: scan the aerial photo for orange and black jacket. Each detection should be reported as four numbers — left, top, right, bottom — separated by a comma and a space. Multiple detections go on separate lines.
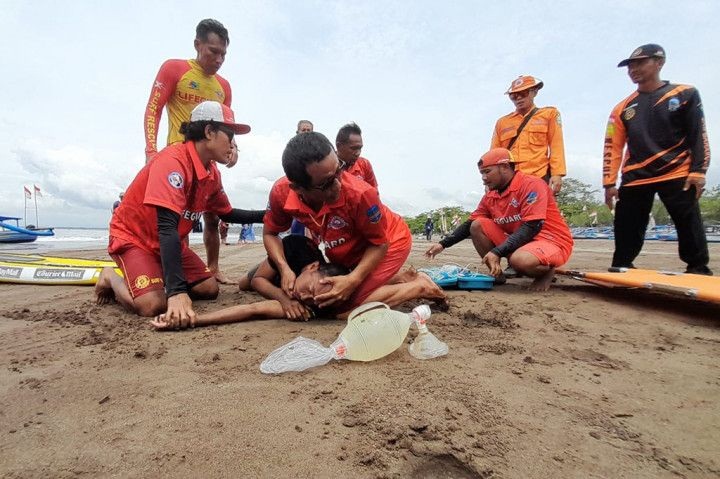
603, 81, 710, 188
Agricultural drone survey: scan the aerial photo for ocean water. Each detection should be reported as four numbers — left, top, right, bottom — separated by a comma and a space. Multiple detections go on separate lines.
0, 226, 263, 253
0, 228, 205, 253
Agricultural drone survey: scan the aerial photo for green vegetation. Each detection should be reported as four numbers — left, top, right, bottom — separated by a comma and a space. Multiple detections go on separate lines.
557, 178, 720, 226
403, 179, 720, 229
404, 206, 471, 235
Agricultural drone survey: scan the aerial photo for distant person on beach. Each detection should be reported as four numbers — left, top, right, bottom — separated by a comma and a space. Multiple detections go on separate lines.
491, 75, 566, 194
336, 123, 378, 188
97, 101, 264, 320
263, 132, 412, 312
143, 18, 247, 285
290, 120, 314, 236
604, 44, 712, 275
112, 192, 124, 213
151, 234, 445, 329
296, 120, 314, 134
424, 216, 434, 241
425, 148, 573, 291
239, 224, 256, 244
219, 220, 229, 244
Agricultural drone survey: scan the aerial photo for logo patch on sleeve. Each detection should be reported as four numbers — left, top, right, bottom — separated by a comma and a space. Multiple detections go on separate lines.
167, 172, 184, 189
366, 205, 382, 223
526, 191, 538, 204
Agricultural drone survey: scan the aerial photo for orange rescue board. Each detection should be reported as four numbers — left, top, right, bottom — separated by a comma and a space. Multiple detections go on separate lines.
558, 268, 720, 304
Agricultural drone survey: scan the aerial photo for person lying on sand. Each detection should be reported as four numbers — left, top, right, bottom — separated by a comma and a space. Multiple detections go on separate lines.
424, 148, 574, 291
150, 252, 446, 330
151, 234, 446, 330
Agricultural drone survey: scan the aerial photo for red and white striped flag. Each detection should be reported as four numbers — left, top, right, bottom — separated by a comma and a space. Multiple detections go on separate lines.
24, 186, 32, 199
34, 185, 42, 197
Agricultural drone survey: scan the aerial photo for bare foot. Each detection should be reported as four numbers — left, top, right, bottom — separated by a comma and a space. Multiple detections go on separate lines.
214, 270, 238, 285
95, 267, 116, 305
237, 274, 251, 291
417, 272, 447, 301
527, 267, 555, 292
387, 266, 418, 285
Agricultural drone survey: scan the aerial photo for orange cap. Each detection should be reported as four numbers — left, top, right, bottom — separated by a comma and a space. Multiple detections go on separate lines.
478, 148, 515, 167
505, 75, 544, 94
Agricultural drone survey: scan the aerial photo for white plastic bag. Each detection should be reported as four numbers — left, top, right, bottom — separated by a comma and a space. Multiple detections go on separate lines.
260, 336, 340, 374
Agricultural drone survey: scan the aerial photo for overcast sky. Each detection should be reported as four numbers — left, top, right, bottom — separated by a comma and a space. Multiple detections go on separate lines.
1, 0, 718, 227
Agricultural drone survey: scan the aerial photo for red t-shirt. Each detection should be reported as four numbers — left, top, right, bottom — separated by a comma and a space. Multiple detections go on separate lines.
264, 173, 409, 268
469, 171, 573, 253
111, 142, 232, 254
345, 157, 378, 188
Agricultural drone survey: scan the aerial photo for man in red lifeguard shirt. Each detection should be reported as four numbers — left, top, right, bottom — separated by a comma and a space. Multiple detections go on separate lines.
425, 148, 573, 291
263, 132, 411, 312
97, 101, 263, 324
336, 122, 378, 188
144, 18, 240, 284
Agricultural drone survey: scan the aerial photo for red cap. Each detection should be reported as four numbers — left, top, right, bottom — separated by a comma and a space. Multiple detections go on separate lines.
190, 101, 251, 134
478, 148, 515, 167
505, 75, 544, 94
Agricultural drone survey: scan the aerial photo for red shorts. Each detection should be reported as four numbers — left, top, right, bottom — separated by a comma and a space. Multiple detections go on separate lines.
345, 233, 412, 309
476, 218, 570, 267
108, 237, 213, 299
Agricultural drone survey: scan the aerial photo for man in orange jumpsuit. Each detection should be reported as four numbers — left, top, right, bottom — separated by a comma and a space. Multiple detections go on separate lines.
491, 75, 566, 194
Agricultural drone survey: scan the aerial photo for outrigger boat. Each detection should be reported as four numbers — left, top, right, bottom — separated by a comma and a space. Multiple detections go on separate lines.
0, 216, 54, 243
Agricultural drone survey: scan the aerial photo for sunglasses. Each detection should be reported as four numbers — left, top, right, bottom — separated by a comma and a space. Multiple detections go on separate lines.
217, 125, 235, 142
308, 159, 346, 191
509, 89, 534, 100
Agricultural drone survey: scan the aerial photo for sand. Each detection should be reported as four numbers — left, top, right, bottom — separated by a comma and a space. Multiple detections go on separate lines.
1, 239, 719, 478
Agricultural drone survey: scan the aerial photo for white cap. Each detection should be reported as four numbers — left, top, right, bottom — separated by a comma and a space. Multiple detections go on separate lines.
190, 101, 251, 134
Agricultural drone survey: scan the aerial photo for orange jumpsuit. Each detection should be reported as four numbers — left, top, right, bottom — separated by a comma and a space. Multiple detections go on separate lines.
491, 106, 566, 178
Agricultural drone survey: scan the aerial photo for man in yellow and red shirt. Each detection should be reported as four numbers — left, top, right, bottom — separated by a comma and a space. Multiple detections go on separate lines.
604, 44, 711, 275
336, 122, 378, 188
491, 75, 566, 194
144, 19, 233, 160
143, 19, 247, 284
98, 101, 263, 323
263, 132, 411, 313
425, 148, 573, 291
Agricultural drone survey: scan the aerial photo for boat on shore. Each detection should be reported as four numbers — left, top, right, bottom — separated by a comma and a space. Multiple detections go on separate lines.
0, 216, 55, 243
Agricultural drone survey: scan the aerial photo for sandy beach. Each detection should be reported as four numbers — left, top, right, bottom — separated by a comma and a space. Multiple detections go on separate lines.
1, 239, 719, 478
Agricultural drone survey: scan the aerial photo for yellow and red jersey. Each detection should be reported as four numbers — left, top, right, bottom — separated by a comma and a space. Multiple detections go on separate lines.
603, 82, 710, 188
470, 172, 573, 255
345, 157, 378, 188
491, 106, 566, 178
144, 59, 232, 157
264, 173, 410, 269
111, 142, 232, 254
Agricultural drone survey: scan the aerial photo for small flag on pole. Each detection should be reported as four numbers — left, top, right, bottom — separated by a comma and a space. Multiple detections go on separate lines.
24, 186, 32, 199
34, 185, 42, 197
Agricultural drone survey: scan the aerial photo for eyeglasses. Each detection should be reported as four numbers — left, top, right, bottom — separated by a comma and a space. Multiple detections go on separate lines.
308, 159, 346, 191
217, 125, 235, 142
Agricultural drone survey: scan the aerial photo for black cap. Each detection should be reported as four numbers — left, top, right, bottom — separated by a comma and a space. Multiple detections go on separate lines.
617, 44, 666, 67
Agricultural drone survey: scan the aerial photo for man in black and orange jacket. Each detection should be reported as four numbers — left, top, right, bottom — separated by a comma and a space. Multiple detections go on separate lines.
603, 44, 712, 275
